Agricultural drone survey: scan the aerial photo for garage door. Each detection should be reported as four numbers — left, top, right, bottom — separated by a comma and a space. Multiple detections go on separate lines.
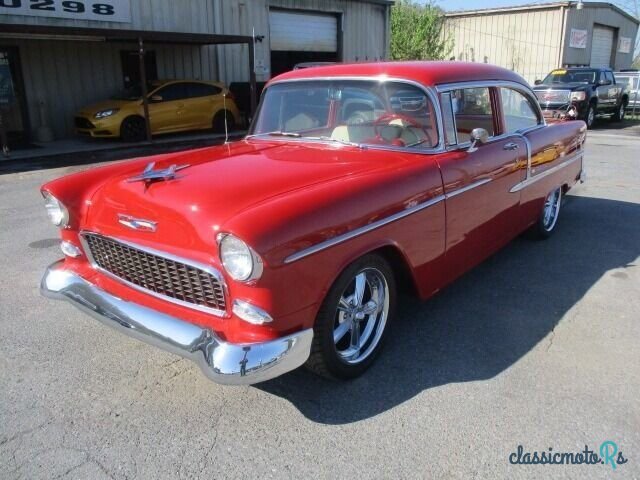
590, 26, 614, 67
269, 10, 338, 52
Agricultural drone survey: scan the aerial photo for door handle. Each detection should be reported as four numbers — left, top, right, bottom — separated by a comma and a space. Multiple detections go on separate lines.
503, 142, 519, 150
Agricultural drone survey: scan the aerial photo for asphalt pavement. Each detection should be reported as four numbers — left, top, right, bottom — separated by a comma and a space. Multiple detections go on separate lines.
1, 128, 638, 479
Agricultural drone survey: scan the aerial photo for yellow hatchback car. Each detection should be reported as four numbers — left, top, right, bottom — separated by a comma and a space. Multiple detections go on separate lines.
74, 80, 241, 142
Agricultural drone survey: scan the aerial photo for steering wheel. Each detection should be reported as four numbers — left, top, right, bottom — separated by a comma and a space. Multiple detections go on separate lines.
373, 113, 432, 146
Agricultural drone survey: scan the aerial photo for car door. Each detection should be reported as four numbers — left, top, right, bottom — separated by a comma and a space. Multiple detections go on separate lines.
596, 71, 615, 113
436, 85, 527, 284
147, 82, 189, 133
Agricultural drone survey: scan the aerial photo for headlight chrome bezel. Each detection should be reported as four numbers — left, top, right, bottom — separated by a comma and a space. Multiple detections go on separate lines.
94, 108, 120, 119
217, 233, 263, 282
42, 191, 70, 228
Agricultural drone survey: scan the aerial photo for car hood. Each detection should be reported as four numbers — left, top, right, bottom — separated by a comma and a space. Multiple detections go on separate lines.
533, 83, 592, 92
77, 99, 135, 116
84, 140, 384, 254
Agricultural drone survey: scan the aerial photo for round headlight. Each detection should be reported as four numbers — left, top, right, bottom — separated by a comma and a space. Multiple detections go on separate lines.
43, 192, 69, 227
218, 234, 262, 282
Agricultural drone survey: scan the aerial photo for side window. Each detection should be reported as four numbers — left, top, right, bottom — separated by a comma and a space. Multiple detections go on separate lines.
450, 87, 495, 142
500, 88, 540, 133
155, 83, 187, 102
605, 71, 615, 84
186, 83, 222, 98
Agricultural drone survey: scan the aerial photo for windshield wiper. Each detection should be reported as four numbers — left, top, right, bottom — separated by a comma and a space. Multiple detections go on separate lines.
246, 130, 301, 139
316, 136, 363, 148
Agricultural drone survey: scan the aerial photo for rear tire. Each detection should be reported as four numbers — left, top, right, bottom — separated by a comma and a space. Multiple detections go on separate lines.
611, 101, 626, 122
212, 110, 235, 134
529, 187, 562, 239
120, 116, 147, 142
305, 254, 396, 380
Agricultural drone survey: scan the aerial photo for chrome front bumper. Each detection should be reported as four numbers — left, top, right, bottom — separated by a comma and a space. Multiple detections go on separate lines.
41, 260, 313, 385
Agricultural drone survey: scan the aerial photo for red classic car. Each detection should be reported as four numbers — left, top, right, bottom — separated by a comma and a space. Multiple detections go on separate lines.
41, 62, 587, 385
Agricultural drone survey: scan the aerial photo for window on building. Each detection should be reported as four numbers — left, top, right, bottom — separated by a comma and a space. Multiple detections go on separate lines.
500, 88, 540, 132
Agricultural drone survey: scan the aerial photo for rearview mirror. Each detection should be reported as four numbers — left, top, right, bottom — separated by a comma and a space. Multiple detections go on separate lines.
150, 94, 163, 102
468, 128, 489, 153
534, 79, 542, 85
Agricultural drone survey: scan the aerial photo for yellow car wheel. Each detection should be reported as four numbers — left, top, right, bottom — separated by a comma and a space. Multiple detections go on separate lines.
121, 116, 147, 142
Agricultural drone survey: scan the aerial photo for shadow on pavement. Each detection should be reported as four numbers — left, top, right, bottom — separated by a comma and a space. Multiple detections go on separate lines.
257, 195, 640, 424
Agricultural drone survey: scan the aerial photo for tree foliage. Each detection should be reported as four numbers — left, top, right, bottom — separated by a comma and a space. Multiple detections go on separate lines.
390, 0, 452, 61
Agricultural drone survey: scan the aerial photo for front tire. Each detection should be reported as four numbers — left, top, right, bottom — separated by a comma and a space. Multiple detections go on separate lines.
306, 254, 396, 380
530, 187, 562, 239
611, 101, 626, 122
584, 104, 596, 129
120, 116, 147, 142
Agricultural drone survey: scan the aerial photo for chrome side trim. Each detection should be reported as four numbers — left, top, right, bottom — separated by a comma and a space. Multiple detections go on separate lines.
250, 76, 445, 154
41, 261, 313, 385
445, 178, 492, 199
509, 152, 583, 193
79, 231, 229, 318
284, 194, 446, 264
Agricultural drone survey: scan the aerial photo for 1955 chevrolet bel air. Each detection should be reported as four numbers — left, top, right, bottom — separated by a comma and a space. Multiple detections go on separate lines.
41, 62, 586, 385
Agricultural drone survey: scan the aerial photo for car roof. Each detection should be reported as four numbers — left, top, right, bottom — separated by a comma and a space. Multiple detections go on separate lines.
268, 61, 530, 89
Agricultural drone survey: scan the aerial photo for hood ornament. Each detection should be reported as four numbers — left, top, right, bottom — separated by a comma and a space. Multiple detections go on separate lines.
127, 162, 190, 184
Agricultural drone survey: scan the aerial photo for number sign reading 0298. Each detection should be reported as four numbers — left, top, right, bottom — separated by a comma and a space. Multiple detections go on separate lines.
0, 0, 131, 23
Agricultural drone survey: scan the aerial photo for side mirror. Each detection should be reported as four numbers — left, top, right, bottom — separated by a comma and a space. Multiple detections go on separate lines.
599, 79, 612, 86
150, 94, 163, 102
468, 128, 489, 153
534, 79, 542, 85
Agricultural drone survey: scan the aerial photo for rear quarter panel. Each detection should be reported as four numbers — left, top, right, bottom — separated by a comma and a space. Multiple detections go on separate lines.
520, 120, 586, 225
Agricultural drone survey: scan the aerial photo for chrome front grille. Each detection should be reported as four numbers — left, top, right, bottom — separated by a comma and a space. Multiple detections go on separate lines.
534, 89, 570, 104
82, 232, 226, 314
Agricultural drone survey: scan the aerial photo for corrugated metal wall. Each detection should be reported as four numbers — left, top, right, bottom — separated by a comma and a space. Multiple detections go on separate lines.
563, 5, 639, 68
0, 0, 390, 139
443, 7, 564, 84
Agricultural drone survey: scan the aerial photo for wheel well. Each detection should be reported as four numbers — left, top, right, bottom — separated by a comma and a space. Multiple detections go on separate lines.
621, 94, 628, 105
589, 97, 597, 105
369, 245, 418, 296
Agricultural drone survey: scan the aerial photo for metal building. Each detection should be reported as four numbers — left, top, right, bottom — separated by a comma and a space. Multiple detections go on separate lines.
0, 0, 392, 143
444, 2, 639, 84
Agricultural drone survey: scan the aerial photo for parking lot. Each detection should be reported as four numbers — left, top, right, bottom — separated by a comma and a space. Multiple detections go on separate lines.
0, 126, 638, 479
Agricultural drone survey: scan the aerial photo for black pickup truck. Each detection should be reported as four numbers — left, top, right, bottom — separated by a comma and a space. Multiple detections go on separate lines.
533, 67, 629, 128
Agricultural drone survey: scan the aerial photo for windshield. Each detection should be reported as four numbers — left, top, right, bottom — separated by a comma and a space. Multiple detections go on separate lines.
541, 69, 598, 85
250, 80, 439, 149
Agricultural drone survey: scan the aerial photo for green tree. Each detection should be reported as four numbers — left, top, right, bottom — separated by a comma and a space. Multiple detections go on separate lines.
390, 0, 452, 60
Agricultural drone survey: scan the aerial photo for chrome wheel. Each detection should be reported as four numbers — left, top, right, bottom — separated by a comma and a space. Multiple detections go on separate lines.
542, 188, 562, 232
333, 268, 389, 364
